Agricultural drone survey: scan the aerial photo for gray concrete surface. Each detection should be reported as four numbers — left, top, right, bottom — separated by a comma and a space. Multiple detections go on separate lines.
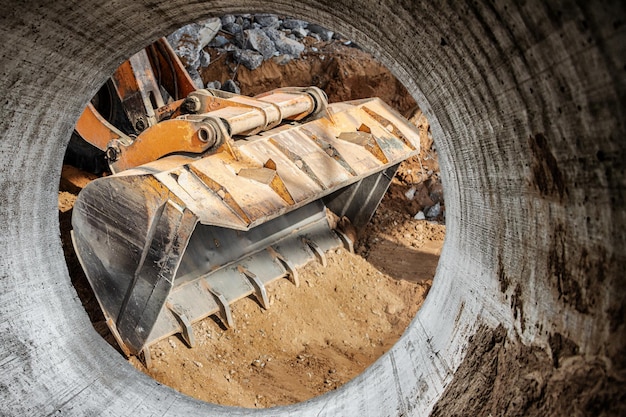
0, 0, 624, 415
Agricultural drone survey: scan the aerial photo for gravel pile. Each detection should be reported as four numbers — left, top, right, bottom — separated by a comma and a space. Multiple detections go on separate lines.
167, 14, 342, 93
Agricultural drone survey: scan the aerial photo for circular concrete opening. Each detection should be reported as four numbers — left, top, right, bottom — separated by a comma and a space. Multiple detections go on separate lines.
1, 2, 623, 416
57, 15, 446, 407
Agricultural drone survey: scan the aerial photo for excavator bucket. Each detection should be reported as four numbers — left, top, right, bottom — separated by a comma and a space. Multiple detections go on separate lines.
69, 39, 420, 360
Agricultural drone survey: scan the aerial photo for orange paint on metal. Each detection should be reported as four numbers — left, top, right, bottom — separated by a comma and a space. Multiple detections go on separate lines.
361, 106, 416, 150
264, 159, 277, 170
112, 60, 141, 99
110, 119, 214, 172
151, 38, 197, 99
155, 99, 185, 121
186, 164, 251, 224
75, 103, 126, 151
269, 173, 296, 205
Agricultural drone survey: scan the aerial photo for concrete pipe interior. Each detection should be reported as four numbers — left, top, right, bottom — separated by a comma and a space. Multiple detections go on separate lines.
0, 1, 624, 416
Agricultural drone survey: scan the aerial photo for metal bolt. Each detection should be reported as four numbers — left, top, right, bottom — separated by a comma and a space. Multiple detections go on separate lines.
197, 125, 216, 146
135, 118, 146, 132
182, 96, 201, 113
105, 146, 120, 162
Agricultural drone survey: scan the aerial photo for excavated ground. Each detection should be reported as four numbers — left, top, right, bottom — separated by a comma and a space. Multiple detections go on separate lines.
58, 38, 446, 408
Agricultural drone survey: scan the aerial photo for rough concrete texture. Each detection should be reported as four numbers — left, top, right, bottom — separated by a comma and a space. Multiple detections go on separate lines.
0, 0, 624, 416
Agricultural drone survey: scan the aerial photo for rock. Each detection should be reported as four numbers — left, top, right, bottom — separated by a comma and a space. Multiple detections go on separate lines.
414, 211, 426, 220
221, 79, 240, 94
199, 50, 210, 67
223, 22, 242, 35
244, 28, 276, 60
415, 182, 435, 208
241, 18, 253, 30
186, 68, 204, 89
221, 14, 236, 27
167, 18, 222, 69
429, 180, 444, 204
426, 202, 441, 219
308, 24, 334, 41
193, 360, 203, 368
282, 19, 308, 30
209, 35, 229, 48
233, 49, 263, 70
254, 14, 279, 28
205, 80, 221, 90
385, 302, 401, 315
263, 27, 281, 42
291, 27, 309, 38
273, 54, 293, 65
405, 187, 416, 201
273, 33, 305, 57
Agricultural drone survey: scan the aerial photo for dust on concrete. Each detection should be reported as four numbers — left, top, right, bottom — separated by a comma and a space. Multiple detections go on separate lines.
528, 133, 567, 201
430, 325, 626, 417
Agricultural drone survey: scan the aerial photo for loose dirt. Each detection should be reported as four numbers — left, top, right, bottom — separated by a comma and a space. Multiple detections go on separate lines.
58, 36, 446, 408
131, 245, 435, 408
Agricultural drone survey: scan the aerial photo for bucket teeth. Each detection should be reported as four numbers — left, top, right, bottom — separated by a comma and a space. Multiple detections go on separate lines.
134, 202, 346, 354
201, 282, 235, 329
267, 247, 300, 288
166, 302, 195, 347
238, 266, 270, 309
303, 237, 327, 267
